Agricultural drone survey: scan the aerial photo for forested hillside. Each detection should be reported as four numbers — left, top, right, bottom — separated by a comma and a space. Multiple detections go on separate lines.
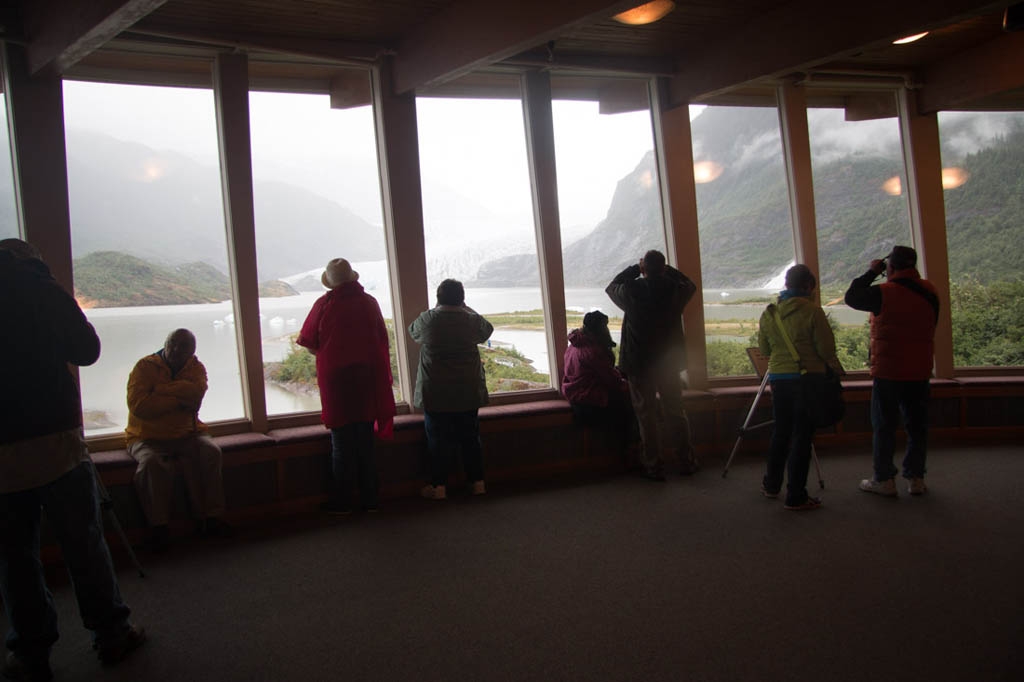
474, 109, 1024, 289
73, 251, 297, 308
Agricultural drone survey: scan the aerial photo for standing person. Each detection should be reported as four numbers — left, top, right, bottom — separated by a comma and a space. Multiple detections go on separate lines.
757, 264, 844, 511
1, 239, 145, 681
606, 250, 698, 480
297, 258, 395, 514
126, 329, 232, 550
409, 279, 493, 500
845, 246, 939, 497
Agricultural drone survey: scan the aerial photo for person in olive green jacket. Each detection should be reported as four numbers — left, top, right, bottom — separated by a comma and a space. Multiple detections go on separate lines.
409, 279, 494, 500
757, 264, 843, 511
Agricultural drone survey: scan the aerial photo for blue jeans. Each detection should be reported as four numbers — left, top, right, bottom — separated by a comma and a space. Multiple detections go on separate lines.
871, 378, 930, 480
423, 410, 484, 487
0, 462, 131, 664
764, 378, 815, 506
329, 422, 378, 510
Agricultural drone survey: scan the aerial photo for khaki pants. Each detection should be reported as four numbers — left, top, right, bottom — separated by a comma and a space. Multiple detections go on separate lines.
128, 435, 225, 526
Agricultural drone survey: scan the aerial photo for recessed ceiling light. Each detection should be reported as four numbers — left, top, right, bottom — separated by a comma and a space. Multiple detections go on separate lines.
893, 32, 928, 45
613, 1, 676, 26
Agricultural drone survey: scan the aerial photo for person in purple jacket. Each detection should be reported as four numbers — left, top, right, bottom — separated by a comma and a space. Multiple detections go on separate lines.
561, 311, 635, 442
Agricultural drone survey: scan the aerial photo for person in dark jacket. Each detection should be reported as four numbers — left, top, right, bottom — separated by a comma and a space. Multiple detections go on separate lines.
0, 239, 145, 680
606, 250, 698, 480
758, 264, 843, 511
845, 245, 938, 497
409, 279, 493, 501
561, 310, 630, 426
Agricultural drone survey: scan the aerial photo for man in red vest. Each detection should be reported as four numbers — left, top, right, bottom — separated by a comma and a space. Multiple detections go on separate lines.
845, 245, 939, 497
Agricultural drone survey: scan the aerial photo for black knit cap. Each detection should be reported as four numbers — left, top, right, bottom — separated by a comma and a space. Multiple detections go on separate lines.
583, 310, 615, 347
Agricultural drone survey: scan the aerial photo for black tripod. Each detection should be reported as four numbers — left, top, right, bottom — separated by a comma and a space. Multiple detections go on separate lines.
91, 460, 146, 578
720, 348, 824, 489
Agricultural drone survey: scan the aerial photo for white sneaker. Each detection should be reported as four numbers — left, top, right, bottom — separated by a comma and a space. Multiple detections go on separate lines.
421, 484, 446, 500
908, 478, 927, 495
470, 480, 486, 496
859, 478, 898, 496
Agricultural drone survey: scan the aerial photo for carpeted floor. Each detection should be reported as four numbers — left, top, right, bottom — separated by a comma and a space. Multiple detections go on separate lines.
5, 444, 1024, 681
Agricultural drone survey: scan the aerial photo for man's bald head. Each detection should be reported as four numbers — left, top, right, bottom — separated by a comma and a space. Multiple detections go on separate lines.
163, 329, 197, 372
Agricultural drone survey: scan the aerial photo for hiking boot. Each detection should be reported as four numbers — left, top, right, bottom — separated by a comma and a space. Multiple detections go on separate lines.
97, 624, 146, 666
3, 652, 53, 682
908, 478, 928, 495
859, 478, 898, 497
784, 496, 823, 511
421, 484, 446, 500
640, 469, 666, 482
760, 485, 779, 499
470, 480, 486, 495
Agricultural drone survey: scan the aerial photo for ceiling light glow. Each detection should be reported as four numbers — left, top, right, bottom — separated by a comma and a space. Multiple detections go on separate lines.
893, 32, 928, 45
882, 176, 903, 196
693, 161, 723, 184
941, 167, 969, 190
613, 0, 676, 26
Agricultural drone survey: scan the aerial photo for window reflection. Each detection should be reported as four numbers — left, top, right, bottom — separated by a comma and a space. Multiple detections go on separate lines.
63, 81, 244, 435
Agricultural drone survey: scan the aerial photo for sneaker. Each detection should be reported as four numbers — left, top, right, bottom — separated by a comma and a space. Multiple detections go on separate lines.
760, 485, 779, 499
3, 652, 53, 682
640, 469, 666, 482
784, 496, 823, 511
908, 478, 928, 495
97, 624, 146, 666
470, 480, 486, 496
421, 484, 446, 500
859, 478, 898, 497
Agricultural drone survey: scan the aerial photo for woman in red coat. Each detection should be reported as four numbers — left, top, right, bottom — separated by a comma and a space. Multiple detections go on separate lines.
297, 258, 395, 513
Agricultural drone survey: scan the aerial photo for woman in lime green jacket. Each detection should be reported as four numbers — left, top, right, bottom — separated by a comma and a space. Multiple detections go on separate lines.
757, 264, 843, 511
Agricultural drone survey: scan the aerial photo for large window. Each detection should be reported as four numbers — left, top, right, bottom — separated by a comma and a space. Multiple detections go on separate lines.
551, 92, 664, 352
63, 81, 245, 436
417, 95, 550, 393
249, 86, 399, 414
938, 110, 1024, 368
0, 91, 18, 239
690, 104, 794, 377
807, 100, 912, 371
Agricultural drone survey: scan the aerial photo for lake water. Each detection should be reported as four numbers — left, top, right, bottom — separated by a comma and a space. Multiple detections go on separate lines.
80, 286, 867, 436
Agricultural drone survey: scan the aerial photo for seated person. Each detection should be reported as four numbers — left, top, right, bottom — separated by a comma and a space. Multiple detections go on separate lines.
562, 311, 630, 426
126, 329, 230, 550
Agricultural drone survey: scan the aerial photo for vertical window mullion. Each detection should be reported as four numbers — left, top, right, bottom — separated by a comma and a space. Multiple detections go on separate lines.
213, 53, 268, 431
521, 71, 568, 391
777, 82, 821, 305
372, 60, 429, 406
650, 78, 708, 389
896, 88, 954, 379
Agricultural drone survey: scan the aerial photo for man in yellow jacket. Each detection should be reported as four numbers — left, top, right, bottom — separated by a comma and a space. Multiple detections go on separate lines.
126, 329, 229, 550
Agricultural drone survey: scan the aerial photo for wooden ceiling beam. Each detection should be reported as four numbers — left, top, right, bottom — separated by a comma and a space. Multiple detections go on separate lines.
128, 25, 385, 64
502, 48, 676, 76
667, 0, 1008, 107
23, 0, 170, 75
916, 30, 1024, 112
390, 0, 639, 95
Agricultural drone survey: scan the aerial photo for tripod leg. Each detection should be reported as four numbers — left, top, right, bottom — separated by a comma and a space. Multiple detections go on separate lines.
722, 371, 771, 478
811, 444, 825, 490
90, 459, 146, 578
103, 507, 146, 578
